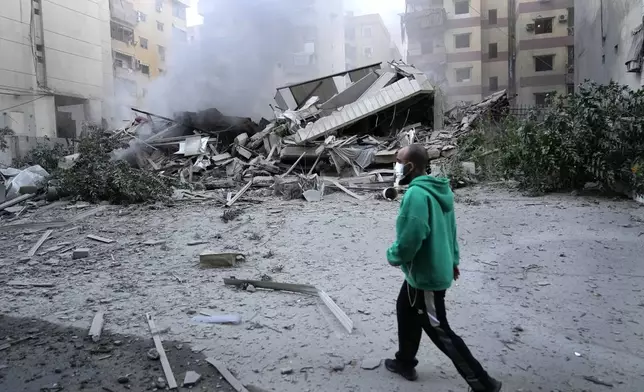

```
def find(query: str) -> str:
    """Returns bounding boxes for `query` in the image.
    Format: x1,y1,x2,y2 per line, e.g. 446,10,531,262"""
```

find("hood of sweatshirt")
408,175,454,213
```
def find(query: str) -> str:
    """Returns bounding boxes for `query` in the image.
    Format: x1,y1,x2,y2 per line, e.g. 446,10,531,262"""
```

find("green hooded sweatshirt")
386,175,459,291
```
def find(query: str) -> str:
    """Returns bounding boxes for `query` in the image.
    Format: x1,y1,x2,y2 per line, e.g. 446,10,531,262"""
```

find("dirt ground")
1,184,643,392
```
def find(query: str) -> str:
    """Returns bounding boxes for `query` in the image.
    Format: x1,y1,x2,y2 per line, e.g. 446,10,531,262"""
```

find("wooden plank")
0,193,36,211
88,311,105,342
326,179,367,201
318,289,353,333
205,358,249,392
87,234,115,244
28,229,53,257
281,152,306,177
223,278,318,295
6,281,55,288
145,313,178,389
225,179,253,207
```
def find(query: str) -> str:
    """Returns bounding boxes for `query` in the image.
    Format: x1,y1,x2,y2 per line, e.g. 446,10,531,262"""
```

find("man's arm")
386,189,430,266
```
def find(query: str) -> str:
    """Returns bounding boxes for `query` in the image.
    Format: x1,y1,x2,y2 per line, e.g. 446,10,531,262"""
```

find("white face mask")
394,162,405,177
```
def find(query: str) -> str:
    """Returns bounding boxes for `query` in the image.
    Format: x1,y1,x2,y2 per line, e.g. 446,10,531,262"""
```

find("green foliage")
0,127,14,151
12,140,72,172
57,127,173,204
459,82,644,194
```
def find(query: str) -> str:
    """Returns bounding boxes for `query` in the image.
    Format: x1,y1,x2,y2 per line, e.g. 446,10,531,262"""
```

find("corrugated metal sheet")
295,77,433,143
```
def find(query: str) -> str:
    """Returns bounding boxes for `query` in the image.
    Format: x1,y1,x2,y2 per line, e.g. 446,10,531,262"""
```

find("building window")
140,64,150,75
566,84,574,95
173,26,187,42
362,26,372,38
364,47,373,58
488,43,498,59
113,51,133,69
173,1,187,20
454,0,469,15
140,37,148,49
534,17,554,34
454,33,471,49
158,45,166,61
155,0,163,12
110,22,134,44
455,67,471,82
137,11,147,22
345,28,355,40
489,76,498,91
534,92,555,106
534,54,554,71
421,41,433,54
157,21,164,31
488,9,497,25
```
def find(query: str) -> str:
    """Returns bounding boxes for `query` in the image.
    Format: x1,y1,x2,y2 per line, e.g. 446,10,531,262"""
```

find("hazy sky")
188,0,406,47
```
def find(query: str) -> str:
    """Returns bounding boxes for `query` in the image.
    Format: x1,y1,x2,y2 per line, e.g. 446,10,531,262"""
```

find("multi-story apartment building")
345,13,402,70
0,0,113,138
109,0,189,110
574,0,643,90
512,0,574,105
402,0,574,106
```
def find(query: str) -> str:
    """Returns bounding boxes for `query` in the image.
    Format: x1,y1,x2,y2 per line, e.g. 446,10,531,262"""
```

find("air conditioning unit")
526,23,535,32
559,14,567,23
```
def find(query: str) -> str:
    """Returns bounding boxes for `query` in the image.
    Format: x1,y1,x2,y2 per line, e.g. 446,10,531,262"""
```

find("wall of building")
575,0,643,89
345,13,398,69
514,0,574,104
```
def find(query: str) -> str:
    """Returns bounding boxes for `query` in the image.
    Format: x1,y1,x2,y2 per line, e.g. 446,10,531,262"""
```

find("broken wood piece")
28,229,53,257
225,179,253,207
205,358,249,392
281,152,306,177
146,313,178,389
89,311,105,342
307,153,322,176
326,179,367,201
87,234,116,244
200,252,244,268
0,220,66,234
0,193,36,212
318,289,353,333
223,278,318,295
6,281,55,288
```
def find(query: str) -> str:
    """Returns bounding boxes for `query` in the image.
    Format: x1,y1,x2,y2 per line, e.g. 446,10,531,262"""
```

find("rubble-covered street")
1,185,643,392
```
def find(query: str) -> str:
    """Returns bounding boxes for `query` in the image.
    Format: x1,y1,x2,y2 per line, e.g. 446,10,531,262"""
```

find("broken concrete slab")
88,311,105,343
72,248,90,260
303,189,323,202
360,358,382,370
183,370,202,387
87,234,115,244
199,252,245,268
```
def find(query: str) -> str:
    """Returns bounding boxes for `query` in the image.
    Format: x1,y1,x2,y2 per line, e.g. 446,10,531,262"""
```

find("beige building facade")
402,0,575,106
345,13,402,70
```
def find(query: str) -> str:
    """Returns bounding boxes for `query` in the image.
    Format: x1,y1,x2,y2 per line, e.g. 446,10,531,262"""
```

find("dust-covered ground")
1,185,643,392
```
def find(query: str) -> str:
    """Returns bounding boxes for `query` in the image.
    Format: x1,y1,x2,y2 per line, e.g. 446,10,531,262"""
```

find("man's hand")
453,266,460,280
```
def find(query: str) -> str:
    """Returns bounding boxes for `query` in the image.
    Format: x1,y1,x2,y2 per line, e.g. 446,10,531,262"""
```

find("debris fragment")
88,311,105,343
27,229,53,257
192,314,242,325
183,371,202,387
73,248,90,260
205,358,250,392
280,367,293,375
147,348,160,361
200,252,245,268
87,234,116,244
583,376,614,388
361,358,382,370
145,313,178,389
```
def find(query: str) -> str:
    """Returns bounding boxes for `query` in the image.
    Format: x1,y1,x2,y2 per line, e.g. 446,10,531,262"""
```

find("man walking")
385,144,502,392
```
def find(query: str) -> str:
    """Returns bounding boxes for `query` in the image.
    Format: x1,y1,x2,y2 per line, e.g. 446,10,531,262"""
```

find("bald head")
396,144,428,184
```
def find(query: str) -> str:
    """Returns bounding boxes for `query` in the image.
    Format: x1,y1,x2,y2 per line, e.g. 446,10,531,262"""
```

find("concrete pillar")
33,96,56,138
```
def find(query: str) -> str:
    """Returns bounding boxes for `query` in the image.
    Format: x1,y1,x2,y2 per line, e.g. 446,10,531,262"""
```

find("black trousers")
395,280,495,391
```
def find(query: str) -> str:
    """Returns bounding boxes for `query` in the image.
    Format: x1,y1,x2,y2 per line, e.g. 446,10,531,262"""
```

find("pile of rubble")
1,61,509,213
106,61,508,203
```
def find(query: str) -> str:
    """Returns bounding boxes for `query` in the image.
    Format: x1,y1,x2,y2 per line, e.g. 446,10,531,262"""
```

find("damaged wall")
575,0,644,89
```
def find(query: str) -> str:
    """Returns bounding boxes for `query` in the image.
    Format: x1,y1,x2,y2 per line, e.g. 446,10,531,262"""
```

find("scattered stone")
360,358,382,370
155,377,167,389
117,376,129,384
331,361,345,372
72,248,89,260
54,368,62,374
512,326,524,333
113,340,123,346
185,309,197,315
280,367,293,375
147,348,160,361
246,284,257,293
183,370,202,386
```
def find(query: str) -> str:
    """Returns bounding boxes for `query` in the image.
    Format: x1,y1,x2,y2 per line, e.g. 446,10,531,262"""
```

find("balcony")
110,0,137,26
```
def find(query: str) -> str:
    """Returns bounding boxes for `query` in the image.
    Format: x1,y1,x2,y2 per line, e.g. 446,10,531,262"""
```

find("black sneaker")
470,378,502,392
384,358,418,381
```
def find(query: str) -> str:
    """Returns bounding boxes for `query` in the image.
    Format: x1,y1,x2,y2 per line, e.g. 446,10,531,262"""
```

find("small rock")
183,370,201,386
185,309,197,315
360,358,381,370
280,367,293,375
246,284,257,293
72,248,89,260
155,377,167,389
331,361,345,372
54,368,62,374
117,376,129,384
113,340,123,346
512,326,524,333
147,348,160,360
